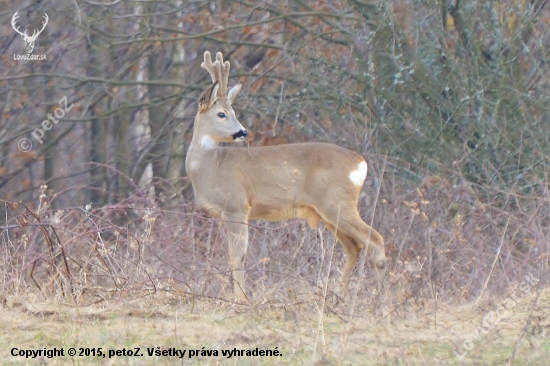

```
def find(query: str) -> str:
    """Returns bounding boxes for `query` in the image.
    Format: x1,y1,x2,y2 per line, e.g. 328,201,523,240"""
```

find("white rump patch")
349,161,367,186
200,135,217,150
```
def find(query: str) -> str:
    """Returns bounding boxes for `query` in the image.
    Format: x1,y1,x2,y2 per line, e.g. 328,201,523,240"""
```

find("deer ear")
227,83,241,103
199,82,219,112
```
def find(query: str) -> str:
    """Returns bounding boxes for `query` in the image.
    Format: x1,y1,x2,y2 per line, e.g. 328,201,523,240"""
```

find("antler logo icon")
11,11,48,54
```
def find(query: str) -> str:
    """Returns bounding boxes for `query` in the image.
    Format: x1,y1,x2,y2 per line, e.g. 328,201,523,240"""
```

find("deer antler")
201,51,230,99
11,12,48,39
11,11,26,37
33,13,49,39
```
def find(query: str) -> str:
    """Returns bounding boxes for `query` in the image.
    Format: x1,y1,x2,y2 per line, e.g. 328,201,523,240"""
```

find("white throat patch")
349,161,367,186
200,135,217,150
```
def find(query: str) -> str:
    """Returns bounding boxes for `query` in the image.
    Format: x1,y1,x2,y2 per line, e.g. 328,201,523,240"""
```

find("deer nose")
232,130,248,140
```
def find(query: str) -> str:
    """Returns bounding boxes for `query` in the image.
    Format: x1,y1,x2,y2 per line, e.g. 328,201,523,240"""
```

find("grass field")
1,185,548,365
1,285,548,365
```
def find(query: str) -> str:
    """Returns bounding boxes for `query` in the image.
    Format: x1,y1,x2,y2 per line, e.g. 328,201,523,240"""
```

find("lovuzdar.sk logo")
11,11,48,61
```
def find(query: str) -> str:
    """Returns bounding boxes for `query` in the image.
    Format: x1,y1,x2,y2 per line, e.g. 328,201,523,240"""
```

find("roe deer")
186,51,386,300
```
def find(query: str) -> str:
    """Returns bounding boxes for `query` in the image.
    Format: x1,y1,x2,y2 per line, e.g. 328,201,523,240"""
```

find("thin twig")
476,217,509,304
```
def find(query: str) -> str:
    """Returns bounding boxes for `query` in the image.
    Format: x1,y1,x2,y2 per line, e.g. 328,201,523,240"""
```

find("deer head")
12,11,49,54
193,51,247,147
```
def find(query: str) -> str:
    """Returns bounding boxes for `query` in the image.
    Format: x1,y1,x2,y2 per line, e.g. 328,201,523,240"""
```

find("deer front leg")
225,215,249,301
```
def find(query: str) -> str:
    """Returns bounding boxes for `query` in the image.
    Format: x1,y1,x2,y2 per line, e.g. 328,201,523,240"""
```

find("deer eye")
218,112,226,118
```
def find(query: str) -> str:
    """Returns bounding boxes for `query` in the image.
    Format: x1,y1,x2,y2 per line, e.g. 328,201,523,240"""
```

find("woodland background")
1,0,549,317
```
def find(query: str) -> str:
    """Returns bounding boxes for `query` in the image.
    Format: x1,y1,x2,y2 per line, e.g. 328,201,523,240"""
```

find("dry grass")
1,287,549,365
1,159,549,364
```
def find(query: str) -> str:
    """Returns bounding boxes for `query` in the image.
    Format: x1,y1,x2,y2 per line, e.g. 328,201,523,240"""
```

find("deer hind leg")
323,222,361,289
224,215,249,301
339,210,386,274
321,207,387,282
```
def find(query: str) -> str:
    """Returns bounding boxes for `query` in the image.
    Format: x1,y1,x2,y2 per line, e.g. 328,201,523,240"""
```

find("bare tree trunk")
148,52,169,204
39,25,58,208
86,14,109,206
166,41,187,200
147,44,172,206
115,104,131,201
130,55,151,197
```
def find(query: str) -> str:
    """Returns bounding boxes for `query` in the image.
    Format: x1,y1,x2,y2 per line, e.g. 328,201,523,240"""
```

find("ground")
1,287,549,365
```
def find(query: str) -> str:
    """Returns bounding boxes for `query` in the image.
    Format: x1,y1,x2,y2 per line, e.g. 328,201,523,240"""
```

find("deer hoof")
375,257,387,270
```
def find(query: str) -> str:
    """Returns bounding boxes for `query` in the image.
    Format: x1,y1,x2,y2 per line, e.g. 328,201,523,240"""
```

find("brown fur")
186,52,386,300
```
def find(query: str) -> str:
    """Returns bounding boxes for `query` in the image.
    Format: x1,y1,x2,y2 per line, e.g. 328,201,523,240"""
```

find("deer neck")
190,132,218,151
186,129,221,177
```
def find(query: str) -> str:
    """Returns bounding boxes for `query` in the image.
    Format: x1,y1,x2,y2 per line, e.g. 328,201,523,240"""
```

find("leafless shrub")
1,155,547,311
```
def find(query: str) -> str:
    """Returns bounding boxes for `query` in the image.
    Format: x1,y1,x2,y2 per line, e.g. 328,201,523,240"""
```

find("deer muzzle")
232,130,248,140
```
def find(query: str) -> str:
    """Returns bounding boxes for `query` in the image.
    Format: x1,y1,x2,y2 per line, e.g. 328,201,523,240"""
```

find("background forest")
1,1,550,361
